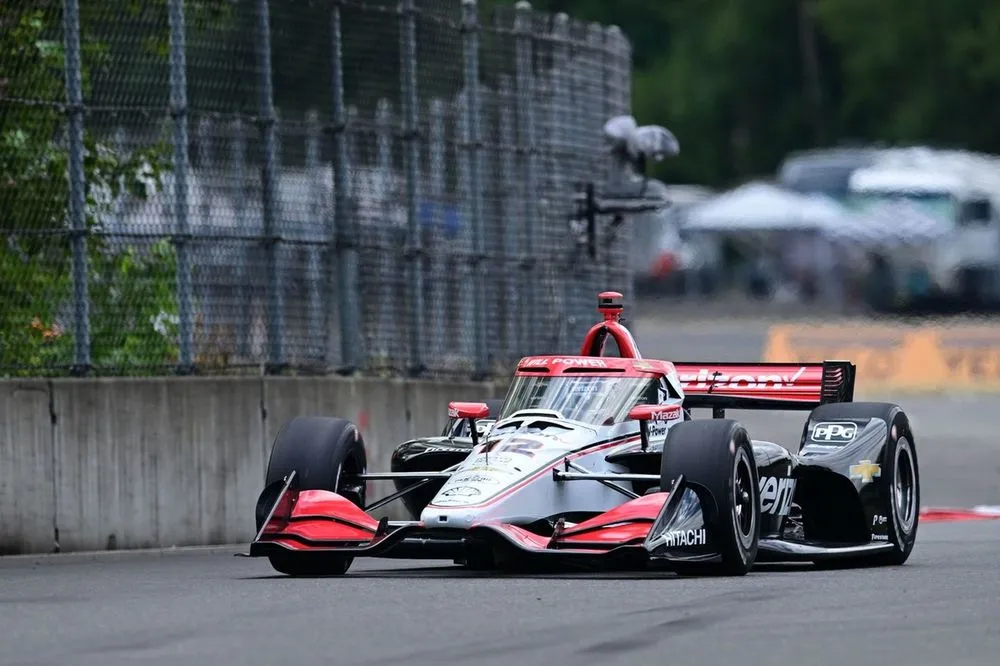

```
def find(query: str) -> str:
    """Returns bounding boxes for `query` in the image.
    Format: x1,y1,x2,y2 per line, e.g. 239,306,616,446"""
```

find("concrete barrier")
0,375,503,555
0,381,54,555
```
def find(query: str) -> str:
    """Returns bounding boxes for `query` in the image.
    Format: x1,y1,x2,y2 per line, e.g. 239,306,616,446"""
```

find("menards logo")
678,367,806,389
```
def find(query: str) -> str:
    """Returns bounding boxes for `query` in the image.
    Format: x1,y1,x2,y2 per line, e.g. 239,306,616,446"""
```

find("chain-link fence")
1,0,636,379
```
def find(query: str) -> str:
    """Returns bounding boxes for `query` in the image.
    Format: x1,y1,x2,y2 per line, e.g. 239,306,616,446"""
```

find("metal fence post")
62,0,91,374
375,98,398,364
399,0,425,375
330,2,360,373
586,22,609,293
461,0,487,378
428,99,447,362
306,109,324,363
514,1,536,358
167,0,195,374
604,25,633,310
230,117,251,359
550,13,572,351
498,74,517,359
256,0,284,372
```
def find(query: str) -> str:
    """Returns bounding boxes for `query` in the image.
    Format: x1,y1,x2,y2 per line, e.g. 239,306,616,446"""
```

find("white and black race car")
248,292,919,577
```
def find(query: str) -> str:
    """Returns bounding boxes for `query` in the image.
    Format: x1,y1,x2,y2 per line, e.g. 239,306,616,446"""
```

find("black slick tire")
659,419,761,576
256,416,368,576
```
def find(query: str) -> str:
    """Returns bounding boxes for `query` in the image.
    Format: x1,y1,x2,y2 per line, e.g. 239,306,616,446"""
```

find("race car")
248,291,919,577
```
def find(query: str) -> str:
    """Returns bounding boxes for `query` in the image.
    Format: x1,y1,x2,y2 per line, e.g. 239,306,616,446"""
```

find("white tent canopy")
824,200,951,248
681,181,854,233
681,181,951,249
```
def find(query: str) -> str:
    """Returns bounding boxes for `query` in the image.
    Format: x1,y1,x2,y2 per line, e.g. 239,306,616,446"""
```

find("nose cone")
420,506,479,529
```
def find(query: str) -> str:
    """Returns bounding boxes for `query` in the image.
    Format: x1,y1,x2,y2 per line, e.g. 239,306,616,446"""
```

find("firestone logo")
678,367,806,389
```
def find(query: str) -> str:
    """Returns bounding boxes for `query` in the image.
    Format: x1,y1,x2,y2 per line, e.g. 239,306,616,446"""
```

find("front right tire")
660,419,761,576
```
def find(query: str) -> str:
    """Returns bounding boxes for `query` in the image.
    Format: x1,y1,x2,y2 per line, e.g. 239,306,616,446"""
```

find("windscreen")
499,375,659,426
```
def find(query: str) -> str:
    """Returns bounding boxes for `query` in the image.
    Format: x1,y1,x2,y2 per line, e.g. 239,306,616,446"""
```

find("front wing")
248,471,672,567
247,472,895,570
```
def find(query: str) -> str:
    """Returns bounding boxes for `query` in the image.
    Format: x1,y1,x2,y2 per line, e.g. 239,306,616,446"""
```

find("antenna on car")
706,371,722,394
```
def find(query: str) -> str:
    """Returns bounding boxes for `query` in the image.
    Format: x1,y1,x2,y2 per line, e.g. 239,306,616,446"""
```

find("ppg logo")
811,421,857,443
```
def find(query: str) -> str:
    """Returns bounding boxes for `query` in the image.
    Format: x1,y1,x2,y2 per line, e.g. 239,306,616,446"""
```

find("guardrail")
0,376,503,555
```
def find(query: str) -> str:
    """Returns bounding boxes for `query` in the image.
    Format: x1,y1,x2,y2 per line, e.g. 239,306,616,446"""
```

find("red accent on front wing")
257,490,380,547
486,524,610,554
559,492,667,537
673,363,825,402
555,492,667,546
279,518,375,543
293,490,380,531
557,522,653,546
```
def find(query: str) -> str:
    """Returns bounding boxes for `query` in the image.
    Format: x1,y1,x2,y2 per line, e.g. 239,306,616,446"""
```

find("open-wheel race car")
248,291,920,577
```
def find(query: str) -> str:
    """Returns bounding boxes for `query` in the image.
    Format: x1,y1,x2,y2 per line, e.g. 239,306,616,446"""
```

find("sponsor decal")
872,534,889,542
648,405,682,421
660,529,707,547
488,437,546,457
522,357,609,368
648,423,668,438
462,465,515,475
872,514,888,527
468,453,514,466
849,460,881,483
760,476,796,515
450,473,497,484
422,444,474,454
462,465,516,475
448,406,460,418
811,422,858,443
677,367,806,389
440,486,480,498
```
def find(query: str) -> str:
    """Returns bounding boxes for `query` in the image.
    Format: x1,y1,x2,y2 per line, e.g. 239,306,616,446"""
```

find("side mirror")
447,401,491,448
628,404,677,422
448,402,490,420
629,404,679,452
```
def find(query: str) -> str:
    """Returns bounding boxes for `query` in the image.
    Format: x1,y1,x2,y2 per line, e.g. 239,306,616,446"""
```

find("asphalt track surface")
3,313,999,665
1,520,999,666
2,396,999,666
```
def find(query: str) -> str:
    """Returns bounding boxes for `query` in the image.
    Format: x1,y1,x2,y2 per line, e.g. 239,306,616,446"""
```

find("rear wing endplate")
672,360,856,413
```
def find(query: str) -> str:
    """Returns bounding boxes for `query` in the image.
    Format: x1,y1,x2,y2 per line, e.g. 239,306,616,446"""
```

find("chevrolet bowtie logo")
850,460,881,483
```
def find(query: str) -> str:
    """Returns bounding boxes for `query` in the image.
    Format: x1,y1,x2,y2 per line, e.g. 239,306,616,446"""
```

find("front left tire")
256,416,367,576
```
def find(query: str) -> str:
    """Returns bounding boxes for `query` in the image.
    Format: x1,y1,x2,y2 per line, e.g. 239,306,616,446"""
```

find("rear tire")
802,402,919,567
659,419,761,576
257,417,368,576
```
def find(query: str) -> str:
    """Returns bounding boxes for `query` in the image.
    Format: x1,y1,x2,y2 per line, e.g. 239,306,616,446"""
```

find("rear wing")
672,360,856,413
